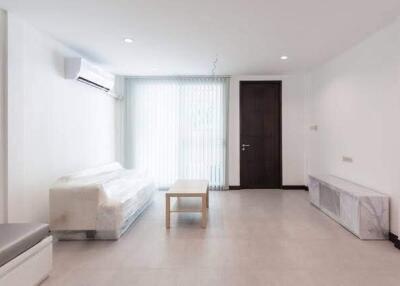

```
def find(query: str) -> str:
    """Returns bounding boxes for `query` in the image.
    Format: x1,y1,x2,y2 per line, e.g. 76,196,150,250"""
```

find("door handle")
241,144,251,151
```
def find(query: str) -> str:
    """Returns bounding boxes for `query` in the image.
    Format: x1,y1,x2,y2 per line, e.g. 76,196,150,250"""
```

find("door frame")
239,80,283,189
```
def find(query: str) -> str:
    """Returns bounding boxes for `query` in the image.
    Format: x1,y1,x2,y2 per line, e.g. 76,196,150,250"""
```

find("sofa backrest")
59,162,123,181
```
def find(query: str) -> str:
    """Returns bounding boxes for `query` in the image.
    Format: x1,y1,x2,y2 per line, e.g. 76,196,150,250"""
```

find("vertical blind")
124,77,229,190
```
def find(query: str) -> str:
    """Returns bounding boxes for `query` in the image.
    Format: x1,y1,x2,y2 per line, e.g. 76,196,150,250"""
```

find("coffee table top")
167,180,208,195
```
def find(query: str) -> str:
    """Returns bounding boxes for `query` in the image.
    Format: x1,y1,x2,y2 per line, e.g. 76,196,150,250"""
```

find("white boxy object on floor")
49,162,155,240
0,224,52,286
309,175,389,240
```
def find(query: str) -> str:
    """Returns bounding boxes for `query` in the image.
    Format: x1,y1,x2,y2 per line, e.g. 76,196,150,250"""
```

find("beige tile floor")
41,189,400,286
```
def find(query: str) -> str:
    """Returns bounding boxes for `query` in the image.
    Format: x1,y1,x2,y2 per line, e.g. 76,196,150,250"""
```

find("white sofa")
49,162,155,240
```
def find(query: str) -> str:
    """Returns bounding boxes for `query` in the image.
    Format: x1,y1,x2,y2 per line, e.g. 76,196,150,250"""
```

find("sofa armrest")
49,184,107,231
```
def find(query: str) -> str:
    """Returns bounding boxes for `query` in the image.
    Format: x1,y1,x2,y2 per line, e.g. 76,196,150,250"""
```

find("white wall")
229,75,306,186
0,10,6,223
307,18,400,234
7,14,117,223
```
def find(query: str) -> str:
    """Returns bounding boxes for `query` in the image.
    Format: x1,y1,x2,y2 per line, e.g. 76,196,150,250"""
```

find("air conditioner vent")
77,76,110,92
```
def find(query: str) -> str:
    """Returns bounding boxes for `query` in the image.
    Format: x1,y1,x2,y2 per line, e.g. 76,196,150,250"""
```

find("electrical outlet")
342,156,353,163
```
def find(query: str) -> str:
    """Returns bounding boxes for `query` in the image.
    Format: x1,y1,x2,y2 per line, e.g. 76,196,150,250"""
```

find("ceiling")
0,0,399,76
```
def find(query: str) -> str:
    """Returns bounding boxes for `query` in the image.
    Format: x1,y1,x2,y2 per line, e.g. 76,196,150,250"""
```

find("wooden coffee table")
165,180,209,228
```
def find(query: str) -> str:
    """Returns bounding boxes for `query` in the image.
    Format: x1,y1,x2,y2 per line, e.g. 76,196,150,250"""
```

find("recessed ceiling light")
280,55,288,60
123,38,133,44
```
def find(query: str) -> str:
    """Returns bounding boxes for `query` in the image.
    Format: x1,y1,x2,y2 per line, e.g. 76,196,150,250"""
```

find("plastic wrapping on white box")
308,175,389,240
49,163,155,240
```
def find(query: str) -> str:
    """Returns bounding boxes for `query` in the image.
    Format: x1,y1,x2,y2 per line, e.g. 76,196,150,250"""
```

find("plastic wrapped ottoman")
0,223,52,286
49,163,155,240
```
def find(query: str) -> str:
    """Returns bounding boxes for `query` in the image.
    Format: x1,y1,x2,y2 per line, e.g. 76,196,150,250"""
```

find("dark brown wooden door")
240,81,282,188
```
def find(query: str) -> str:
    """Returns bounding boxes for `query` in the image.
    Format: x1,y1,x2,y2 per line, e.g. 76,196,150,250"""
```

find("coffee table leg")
166,194,170,229
201,195,207,228
206,188,209,208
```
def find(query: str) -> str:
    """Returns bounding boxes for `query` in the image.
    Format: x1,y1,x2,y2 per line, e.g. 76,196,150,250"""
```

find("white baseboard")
0,236,53,286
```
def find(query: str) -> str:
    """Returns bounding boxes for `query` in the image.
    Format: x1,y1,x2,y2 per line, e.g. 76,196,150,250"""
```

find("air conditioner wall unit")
64,58,115,92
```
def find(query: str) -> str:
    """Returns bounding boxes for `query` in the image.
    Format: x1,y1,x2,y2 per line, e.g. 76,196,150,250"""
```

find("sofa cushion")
0,223,50,267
